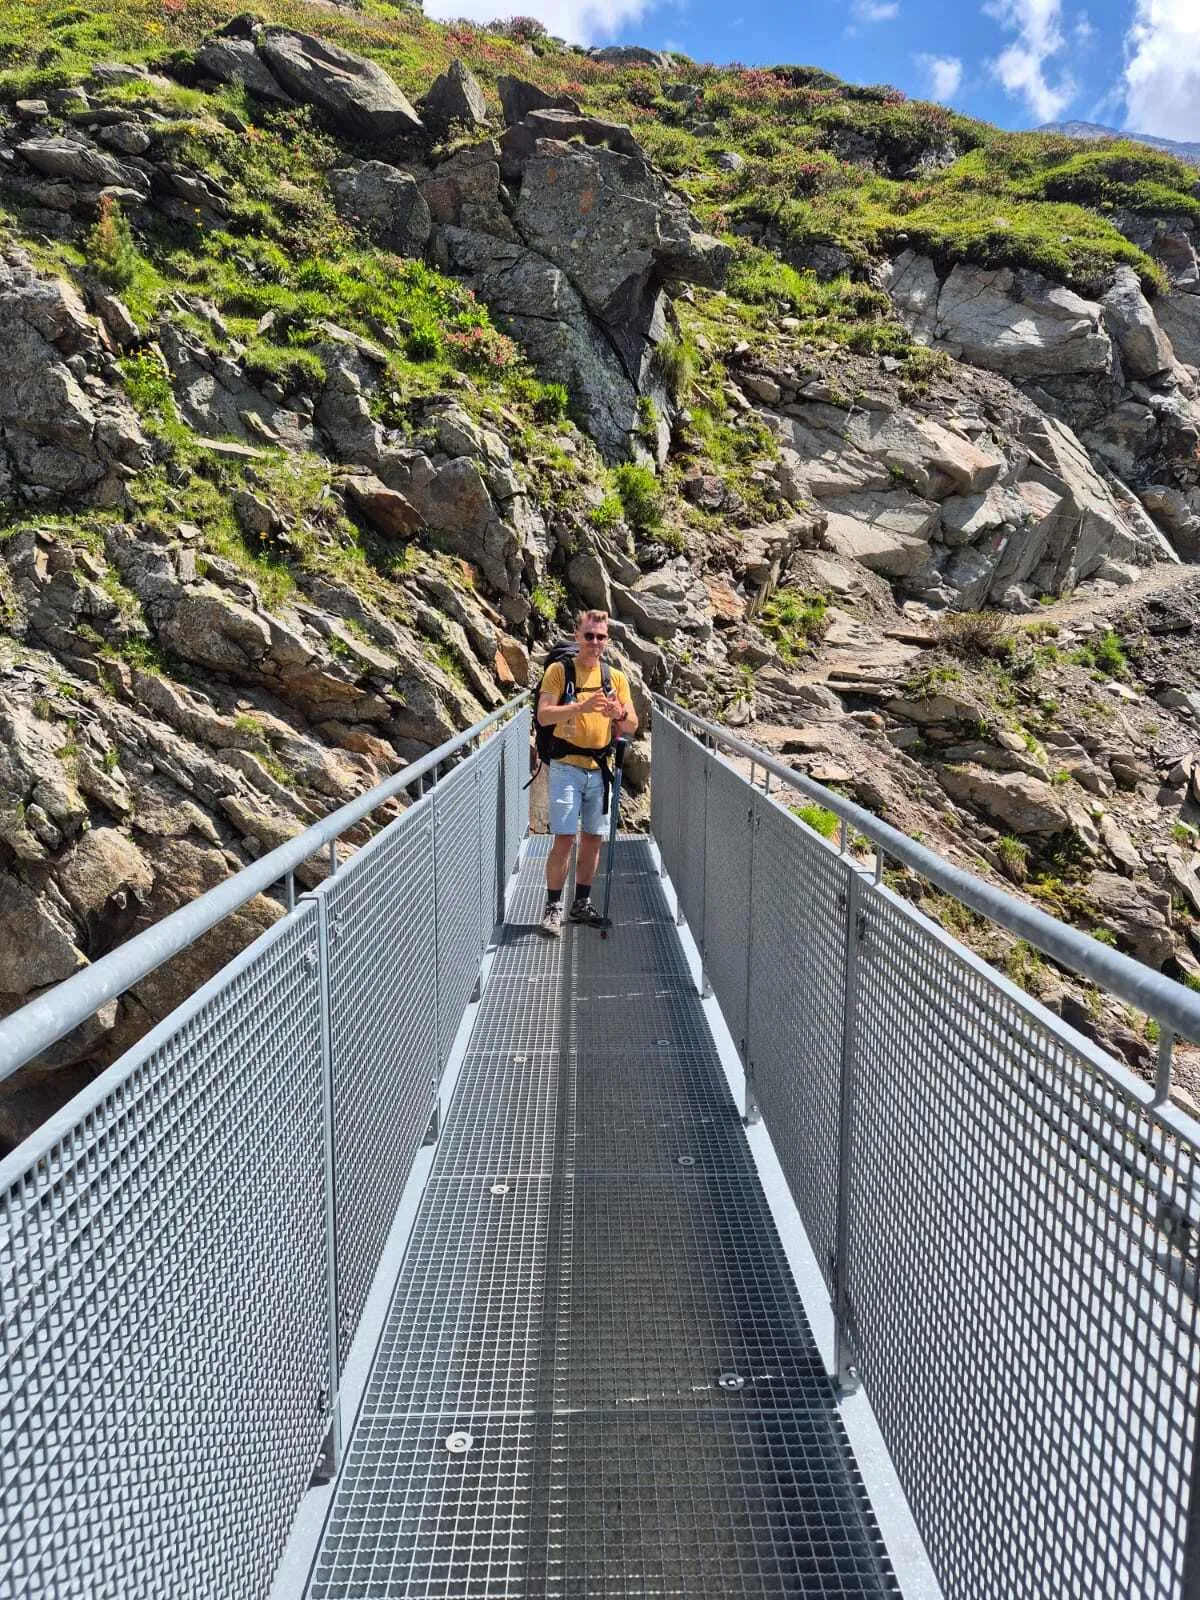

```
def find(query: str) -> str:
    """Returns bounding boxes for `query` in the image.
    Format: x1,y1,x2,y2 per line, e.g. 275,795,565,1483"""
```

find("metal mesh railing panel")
502,708,530,892
701,755,753,1059
0,909,327,1600
848,880,1200,1600
674,726,709,937
433,760,484,1063
747,793,851,1293
476,731,504,939
650,712,681,888
324,801,439,1370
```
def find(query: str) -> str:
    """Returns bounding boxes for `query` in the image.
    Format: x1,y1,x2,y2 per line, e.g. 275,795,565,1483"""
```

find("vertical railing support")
743,801,762,1126
1183,1394,1200,1600
833,866,865,1396
307,891,342,1479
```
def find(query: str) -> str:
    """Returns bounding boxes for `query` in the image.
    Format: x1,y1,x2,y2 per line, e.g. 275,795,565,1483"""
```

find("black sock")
573,882,592,903
546,887,563,906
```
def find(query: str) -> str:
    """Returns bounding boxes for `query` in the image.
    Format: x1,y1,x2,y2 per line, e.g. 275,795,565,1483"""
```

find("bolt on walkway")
305,837,898,1599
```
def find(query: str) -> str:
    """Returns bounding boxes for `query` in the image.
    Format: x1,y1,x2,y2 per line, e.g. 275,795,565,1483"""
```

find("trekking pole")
598,739,627,941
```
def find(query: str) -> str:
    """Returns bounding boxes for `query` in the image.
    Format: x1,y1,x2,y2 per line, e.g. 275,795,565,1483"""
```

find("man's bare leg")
547,832,575,893
576,831,603,890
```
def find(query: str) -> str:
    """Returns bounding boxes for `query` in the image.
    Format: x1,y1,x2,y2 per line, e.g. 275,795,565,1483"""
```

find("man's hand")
577,688,611,715
599,693,626,721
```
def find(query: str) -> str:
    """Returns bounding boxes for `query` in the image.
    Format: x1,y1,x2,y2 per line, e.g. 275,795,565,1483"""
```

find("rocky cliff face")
1,8,1198,1143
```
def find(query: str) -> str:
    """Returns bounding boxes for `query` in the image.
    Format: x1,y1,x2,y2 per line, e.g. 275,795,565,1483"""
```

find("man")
537,609,638,935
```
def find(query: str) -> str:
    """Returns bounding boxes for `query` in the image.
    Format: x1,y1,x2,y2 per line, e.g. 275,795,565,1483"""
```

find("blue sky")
427,0,1200,142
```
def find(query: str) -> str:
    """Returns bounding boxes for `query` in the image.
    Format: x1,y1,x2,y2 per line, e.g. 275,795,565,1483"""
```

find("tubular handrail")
653,694,1200,1050
0,693,529,1084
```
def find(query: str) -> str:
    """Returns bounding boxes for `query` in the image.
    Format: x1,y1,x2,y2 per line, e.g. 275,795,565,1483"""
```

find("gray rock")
1099,813,1141,875
0,874,85,992
939,486,1025,547
937,765,1071,836
823,510,934,579
344,474,422,537
496,75,580,126
1102,268,1175,379
943,545,996,609
195,34,294,103
1157,290,1200,370
423,59,488,133
98,121,151,156
611,580,680,639
1086,872,1175,967
714,150,745,172
258,29,423,140
328,162,431,256
885,251,1113,379
56,826,154,924
590,45,673,67
16,136,148,197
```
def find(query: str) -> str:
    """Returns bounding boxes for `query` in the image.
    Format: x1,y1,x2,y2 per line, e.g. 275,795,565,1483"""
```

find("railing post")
743,801,761,1126
306,891,342,1480
1183,1397,1200,1600
833,865,865,1396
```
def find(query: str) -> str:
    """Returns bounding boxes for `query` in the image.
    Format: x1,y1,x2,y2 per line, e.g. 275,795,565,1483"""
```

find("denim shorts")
548,760,606,837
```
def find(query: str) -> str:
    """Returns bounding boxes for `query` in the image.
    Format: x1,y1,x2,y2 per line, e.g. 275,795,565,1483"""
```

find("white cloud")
1123,0,1200,142
985,0,1077,122
1073,11,1094,44
916,53,964,101
424,0,648,47
852,0,900,20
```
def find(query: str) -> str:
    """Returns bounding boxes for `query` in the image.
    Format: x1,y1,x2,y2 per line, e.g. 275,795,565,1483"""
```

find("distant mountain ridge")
1040,120,1200,167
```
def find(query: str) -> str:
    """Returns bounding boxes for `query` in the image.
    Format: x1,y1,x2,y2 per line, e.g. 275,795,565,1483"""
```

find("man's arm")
612,676,638,738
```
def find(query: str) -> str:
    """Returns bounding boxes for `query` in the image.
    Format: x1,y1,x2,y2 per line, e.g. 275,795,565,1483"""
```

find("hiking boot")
540,901,563,937
568,898,606,929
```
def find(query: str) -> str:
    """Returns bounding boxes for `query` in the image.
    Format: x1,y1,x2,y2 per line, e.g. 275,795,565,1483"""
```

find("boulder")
422,59,488,133
344,473,423,537
885,252,1113,379
937,765,1071,836
1086,872,1175,967
1102,268,1175,379
56,827,154,926
0,874,84,993
195,33,293,103
1157,291,1200,370
823,509,935,579
589,45,674,67
328,162,431,256
939,486,1026,547
496,76,581,126
16,135,148,197
1016,413,1149,585
258,29,423,140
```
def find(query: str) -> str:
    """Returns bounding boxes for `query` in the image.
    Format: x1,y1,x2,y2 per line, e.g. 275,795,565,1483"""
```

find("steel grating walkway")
306,838,899,1599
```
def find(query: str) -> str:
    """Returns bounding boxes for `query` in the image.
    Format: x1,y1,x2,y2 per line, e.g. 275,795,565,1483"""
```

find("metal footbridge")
4,696,1200,1600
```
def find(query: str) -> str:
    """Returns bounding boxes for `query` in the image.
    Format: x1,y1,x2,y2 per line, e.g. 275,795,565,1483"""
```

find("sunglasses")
581,631,608,642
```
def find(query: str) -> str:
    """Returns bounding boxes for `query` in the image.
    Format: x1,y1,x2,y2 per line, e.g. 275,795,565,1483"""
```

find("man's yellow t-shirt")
541,659,631,771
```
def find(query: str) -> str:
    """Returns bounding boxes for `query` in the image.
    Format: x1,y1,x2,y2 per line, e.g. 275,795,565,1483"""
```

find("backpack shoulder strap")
562,654,576,701
600,658,613,697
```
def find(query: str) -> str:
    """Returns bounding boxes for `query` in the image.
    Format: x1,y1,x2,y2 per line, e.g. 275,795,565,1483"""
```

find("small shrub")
613,463,664,531
1172,822,1198,847
934,610,1016,659
530,578,566,625
636,394,660,444
995,834,1030,884
1185,974,1200,994
1093,629,1129,679
654,330,697,402
533,383,569,422
795,803,840,840
86,196,139,290
588,494,624,531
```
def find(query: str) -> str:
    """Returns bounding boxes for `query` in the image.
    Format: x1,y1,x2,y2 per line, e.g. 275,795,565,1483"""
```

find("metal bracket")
309,1420,336,1487
743,1067,762,1127
423,1098,441,1147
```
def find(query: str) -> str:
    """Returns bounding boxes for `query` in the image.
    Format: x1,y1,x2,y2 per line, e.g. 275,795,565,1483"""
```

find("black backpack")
532,640,614,767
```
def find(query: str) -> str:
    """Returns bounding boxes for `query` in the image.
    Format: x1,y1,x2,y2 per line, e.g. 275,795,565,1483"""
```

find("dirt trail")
1027,561,1200,628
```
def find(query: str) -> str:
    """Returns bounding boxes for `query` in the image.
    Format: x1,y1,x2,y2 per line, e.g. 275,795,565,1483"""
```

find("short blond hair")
577,609,609,626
